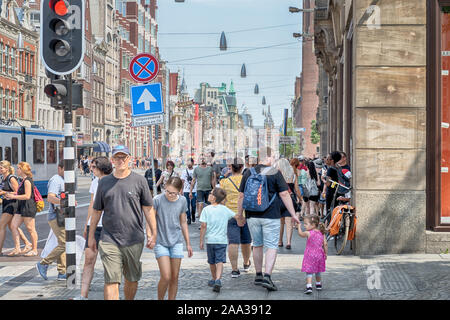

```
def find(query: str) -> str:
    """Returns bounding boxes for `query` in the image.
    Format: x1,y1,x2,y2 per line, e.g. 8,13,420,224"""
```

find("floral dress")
301,229,326,273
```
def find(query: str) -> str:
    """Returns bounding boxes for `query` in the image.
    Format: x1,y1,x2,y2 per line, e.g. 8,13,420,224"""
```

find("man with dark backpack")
181,158,197,224
145,159,162,196
236,148,300,292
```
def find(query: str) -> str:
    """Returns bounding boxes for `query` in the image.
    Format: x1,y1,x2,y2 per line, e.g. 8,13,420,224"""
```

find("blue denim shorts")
206,244,227,265
247,218,281,250
227,219,252,245
154,243,184,259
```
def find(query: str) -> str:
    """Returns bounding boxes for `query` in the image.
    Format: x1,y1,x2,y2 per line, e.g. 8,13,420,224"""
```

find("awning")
93,141,111,153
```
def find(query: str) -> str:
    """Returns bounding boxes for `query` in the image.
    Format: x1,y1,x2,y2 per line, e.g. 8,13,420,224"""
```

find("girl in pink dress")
298,215,328,294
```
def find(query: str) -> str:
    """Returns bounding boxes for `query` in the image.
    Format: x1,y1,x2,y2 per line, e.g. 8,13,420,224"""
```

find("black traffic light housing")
44,79,83,110
40,0,85,76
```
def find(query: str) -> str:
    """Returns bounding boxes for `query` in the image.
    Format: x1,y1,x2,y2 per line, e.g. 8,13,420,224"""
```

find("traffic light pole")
63,74,77,289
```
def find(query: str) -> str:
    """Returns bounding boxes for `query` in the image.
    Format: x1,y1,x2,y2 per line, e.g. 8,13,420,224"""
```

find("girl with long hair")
4,162,38,256
0,161,31,255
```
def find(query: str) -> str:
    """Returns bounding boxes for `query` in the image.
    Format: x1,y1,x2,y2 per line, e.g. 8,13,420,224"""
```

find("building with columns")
312,0,450,254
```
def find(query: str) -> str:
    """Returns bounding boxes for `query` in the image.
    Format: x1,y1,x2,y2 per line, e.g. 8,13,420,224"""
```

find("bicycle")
321,180,356,255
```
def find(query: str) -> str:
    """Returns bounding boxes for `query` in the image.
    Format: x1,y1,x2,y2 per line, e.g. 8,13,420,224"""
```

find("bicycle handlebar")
328,179,352,191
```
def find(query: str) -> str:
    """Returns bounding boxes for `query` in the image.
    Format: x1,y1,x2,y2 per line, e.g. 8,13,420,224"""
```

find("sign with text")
279,136,296,145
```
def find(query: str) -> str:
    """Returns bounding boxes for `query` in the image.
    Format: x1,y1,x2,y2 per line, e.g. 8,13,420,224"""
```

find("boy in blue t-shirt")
200,188,244,293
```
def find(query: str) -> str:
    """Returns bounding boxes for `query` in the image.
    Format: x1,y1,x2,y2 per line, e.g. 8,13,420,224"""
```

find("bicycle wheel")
334,215,349,255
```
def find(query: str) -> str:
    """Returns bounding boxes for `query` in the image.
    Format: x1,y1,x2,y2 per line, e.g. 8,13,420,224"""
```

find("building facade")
313,0,450,254
294,0,320,158
0,1,38,128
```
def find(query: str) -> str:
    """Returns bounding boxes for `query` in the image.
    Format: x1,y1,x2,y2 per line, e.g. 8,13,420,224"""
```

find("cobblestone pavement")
0,219,449,300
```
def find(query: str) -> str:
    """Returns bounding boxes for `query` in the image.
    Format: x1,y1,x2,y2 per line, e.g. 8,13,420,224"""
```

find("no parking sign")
128,53,160,83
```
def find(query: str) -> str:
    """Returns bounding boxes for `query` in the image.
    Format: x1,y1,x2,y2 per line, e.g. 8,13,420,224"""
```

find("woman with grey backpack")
304,161,320,216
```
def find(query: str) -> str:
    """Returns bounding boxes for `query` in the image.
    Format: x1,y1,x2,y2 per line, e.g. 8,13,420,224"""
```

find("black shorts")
85,226,102,249
196,190,211,204
2,200,17,215
308,195,320,202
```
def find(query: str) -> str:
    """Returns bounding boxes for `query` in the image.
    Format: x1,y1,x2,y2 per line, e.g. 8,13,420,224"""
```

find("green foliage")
311,120,320,145
279,118,300,157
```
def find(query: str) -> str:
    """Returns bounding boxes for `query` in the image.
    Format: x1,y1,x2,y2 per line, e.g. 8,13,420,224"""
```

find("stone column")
353,0,427,254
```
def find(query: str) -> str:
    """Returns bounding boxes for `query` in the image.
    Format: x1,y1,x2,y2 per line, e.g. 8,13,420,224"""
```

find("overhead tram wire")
170,57,299,67
158,23,300,36
167,42,299,64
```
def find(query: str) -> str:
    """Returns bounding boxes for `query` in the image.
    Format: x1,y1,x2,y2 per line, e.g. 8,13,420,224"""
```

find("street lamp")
240,63,247,78
220,31,227,51
289,6,315,13
254,84,259,94
293,33,314,39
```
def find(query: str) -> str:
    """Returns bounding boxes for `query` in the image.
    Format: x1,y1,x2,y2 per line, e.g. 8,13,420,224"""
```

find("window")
0,43,3,71
11,138,18,164
11,48,15,76
4,46,8,73
47,140,57,164
33,139,45,164
59,141,64,162
4,147,11,163
0,88,2,118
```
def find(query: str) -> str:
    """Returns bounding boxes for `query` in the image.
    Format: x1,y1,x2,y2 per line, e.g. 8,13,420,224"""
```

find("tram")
0,125,64,196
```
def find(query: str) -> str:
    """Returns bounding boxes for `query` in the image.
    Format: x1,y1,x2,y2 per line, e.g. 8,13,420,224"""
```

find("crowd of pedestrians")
0,142,352,299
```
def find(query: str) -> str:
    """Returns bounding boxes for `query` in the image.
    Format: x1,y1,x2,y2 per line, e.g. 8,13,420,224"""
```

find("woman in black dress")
0,161,32,256
5,162,38,256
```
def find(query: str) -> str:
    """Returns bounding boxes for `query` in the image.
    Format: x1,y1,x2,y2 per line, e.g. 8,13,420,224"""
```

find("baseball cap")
298,155,305,161
313,159,323,168
112,145,130,156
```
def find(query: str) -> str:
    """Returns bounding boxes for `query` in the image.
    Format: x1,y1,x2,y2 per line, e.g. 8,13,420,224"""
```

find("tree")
311,120,320,145
279,118,300,157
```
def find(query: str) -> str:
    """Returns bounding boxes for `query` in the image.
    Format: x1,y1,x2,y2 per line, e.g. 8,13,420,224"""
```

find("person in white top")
181,158,197,224
72,156,113,300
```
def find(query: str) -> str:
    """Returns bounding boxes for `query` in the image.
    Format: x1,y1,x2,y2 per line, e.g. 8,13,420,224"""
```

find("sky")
157,0,304,128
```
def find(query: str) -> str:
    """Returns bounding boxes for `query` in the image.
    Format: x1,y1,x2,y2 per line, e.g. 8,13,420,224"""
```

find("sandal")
278,242,283,247
286,245,291,250
7,249,21,256
20,245,32,254
24,250,38,257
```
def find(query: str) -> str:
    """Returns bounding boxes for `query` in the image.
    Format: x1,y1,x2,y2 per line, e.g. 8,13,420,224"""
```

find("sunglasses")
113,155,129,161
165,190,178,197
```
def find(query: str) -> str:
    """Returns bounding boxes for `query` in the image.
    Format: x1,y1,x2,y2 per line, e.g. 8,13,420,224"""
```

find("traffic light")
44,79,69,110
44,79,83,110
40,0,85,75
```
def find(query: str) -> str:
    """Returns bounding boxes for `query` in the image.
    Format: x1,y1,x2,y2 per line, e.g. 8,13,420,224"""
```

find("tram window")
33,139,45,164
5,147,11,163
59,141,64,162
11,138,18,164
47,140,56,164
0,147,2,160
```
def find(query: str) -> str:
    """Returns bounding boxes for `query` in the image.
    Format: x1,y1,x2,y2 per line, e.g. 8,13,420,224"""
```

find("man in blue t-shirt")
36,162,66,281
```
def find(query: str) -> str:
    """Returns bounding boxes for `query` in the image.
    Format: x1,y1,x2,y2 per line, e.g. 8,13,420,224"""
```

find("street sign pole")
149,126,157,196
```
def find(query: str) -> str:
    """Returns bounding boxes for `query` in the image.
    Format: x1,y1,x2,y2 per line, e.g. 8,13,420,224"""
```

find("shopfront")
427,0,450,232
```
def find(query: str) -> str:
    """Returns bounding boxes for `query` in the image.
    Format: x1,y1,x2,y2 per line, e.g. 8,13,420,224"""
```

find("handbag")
55,206,65,227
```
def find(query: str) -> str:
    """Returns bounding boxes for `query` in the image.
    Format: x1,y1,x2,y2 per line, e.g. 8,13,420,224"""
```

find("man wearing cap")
88,145,155,300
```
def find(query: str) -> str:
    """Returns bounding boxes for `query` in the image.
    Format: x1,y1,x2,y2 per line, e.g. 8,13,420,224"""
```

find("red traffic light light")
44,82,67,99
50,0,69,16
